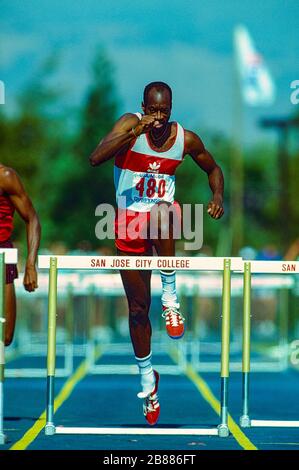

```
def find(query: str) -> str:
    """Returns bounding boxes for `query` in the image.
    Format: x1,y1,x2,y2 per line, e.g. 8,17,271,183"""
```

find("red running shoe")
137,370,160,426
162,305,185,339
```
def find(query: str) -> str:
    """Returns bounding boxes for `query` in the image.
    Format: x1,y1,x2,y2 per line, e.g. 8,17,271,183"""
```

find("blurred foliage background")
1,48,299,259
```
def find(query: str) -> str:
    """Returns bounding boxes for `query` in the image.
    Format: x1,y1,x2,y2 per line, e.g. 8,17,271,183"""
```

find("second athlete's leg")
5,283,17,346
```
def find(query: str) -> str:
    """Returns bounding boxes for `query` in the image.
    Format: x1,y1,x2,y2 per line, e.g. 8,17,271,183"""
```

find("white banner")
234,25,275,106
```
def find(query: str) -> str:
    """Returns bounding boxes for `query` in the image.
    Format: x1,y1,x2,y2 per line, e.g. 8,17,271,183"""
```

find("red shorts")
114,201,181,254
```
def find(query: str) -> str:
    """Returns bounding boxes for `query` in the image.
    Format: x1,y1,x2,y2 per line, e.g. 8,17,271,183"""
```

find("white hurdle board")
0,249,18,264
241,260,299,274
38,255,244,271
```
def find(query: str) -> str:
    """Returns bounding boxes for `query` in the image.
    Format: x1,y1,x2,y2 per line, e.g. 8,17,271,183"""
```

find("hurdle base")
0,433,7,445
217,424,229,438
240,415,251,428
251,420,299,428
45,423,56,435
54,426,219,436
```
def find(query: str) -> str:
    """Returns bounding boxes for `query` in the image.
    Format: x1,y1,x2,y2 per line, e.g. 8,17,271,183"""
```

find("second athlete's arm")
0,168,41,291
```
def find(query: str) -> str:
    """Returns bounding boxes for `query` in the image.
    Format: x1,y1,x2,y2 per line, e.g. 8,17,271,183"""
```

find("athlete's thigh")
117,249,152,305
5,282,16,329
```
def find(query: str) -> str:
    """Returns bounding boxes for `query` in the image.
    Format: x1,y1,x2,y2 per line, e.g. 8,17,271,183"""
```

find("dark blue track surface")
2,352,299,450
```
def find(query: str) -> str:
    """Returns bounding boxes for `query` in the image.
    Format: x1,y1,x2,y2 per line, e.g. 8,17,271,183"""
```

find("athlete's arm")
184,130,224,219
89,113,162,167
0,168,41,291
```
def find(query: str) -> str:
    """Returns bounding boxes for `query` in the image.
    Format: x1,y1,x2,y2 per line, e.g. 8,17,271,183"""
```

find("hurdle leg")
65,284,74,375
86,285,96,370
218,258,231,438
0,254,6,444
45,257,58,436
240,262,251,427
278,288,289,371
191,284,200,370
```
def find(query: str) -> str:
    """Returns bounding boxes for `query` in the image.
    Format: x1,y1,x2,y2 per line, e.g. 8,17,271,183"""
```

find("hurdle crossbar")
39,255,243,438
241,260,299,274
0,249,18,445
240,260,299,429
38,255,243,271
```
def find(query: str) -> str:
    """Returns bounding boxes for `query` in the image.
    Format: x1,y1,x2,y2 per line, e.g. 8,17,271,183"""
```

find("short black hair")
143,81,172,105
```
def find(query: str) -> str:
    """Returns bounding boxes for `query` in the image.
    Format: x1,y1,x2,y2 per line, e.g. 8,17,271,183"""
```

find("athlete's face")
142,89,172,129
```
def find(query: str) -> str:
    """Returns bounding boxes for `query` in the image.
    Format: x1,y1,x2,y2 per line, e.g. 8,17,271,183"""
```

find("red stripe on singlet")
115,150,182,175
0,195,14,242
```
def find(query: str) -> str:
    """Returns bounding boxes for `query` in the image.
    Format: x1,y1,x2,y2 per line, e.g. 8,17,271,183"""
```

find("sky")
1,0,299,143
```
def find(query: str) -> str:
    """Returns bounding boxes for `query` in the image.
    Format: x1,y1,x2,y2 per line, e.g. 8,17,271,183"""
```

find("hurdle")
240,260,299,428
38,255,243,438
0,248,18,445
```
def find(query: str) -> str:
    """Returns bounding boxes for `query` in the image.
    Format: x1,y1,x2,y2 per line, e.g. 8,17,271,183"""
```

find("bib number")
135,176,166,199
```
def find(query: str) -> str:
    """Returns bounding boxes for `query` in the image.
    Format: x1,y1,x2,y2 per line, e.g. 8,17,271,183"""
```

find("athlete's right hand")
132,115,159,136
23,264,38,292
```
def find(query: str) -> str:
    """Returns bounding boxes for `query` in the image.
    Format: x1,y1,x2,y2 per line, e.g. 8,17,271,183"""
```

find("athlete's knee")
156,202,172,220
151,202,174,234
129,298,151,326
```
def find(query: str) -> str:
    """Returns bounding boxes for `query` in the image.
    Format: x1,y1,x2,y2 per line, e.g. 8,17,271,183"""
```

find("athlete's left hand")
207,195,224,219
23,264,38,292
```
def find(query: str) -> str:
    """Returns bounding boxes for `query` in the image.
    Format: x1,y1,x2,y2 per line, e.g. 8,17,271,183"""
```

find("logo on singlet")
147,162,160,173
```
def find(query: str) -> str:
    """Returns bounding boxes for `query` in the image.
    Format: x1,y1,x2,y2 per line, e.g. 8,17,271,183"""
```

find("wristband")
131,127,139,138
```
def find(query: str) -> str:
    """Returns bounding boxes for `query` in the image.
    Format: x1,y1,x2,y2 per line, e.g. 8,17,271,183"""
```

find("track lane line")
169,349,258,450
10,349,102,450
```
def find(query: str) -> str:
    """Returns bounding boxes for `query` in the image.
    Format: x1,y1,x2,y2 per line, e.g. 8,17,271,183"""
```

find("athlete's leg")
4,283,16,346
117,248,156,395
117,249,152,357
151,202,179,306
120,267,152,357
150,202,184,338
150,201,175,257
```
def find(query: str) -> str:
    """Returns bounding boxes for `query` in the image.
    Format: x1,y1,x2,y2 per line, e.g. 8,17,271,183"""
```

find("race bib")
132,172,168,204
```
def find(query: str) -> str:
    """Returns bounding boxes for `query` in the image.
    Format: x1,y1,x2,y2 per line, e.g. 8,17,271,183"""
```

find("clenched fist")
132,115,162,137
207,195,224,219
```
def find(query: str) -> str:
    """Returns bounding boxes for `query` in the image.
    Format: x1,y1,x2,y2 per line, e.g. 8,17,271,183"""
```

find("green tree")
0,55,68,248
49,48,119,248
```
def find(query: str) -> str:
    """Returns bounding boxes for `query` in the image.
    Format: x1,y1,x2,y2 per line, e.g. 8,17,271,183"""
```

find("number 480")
135,177,166,198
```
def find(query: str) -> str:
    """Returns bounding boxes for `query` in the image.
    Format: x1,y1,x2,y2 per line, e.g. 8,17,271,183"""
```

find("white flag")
234,25,275,106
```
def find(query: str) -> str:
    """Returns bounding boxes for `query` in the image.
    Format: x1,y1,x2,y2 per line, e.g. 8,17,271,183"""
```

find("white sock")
160,270,179,308
135,352,155,396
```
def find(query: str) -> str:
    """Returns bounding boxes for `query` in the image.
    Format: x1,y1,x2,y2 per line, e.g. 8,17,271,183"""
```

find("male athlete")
89,82,224,425
0,165,41,346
